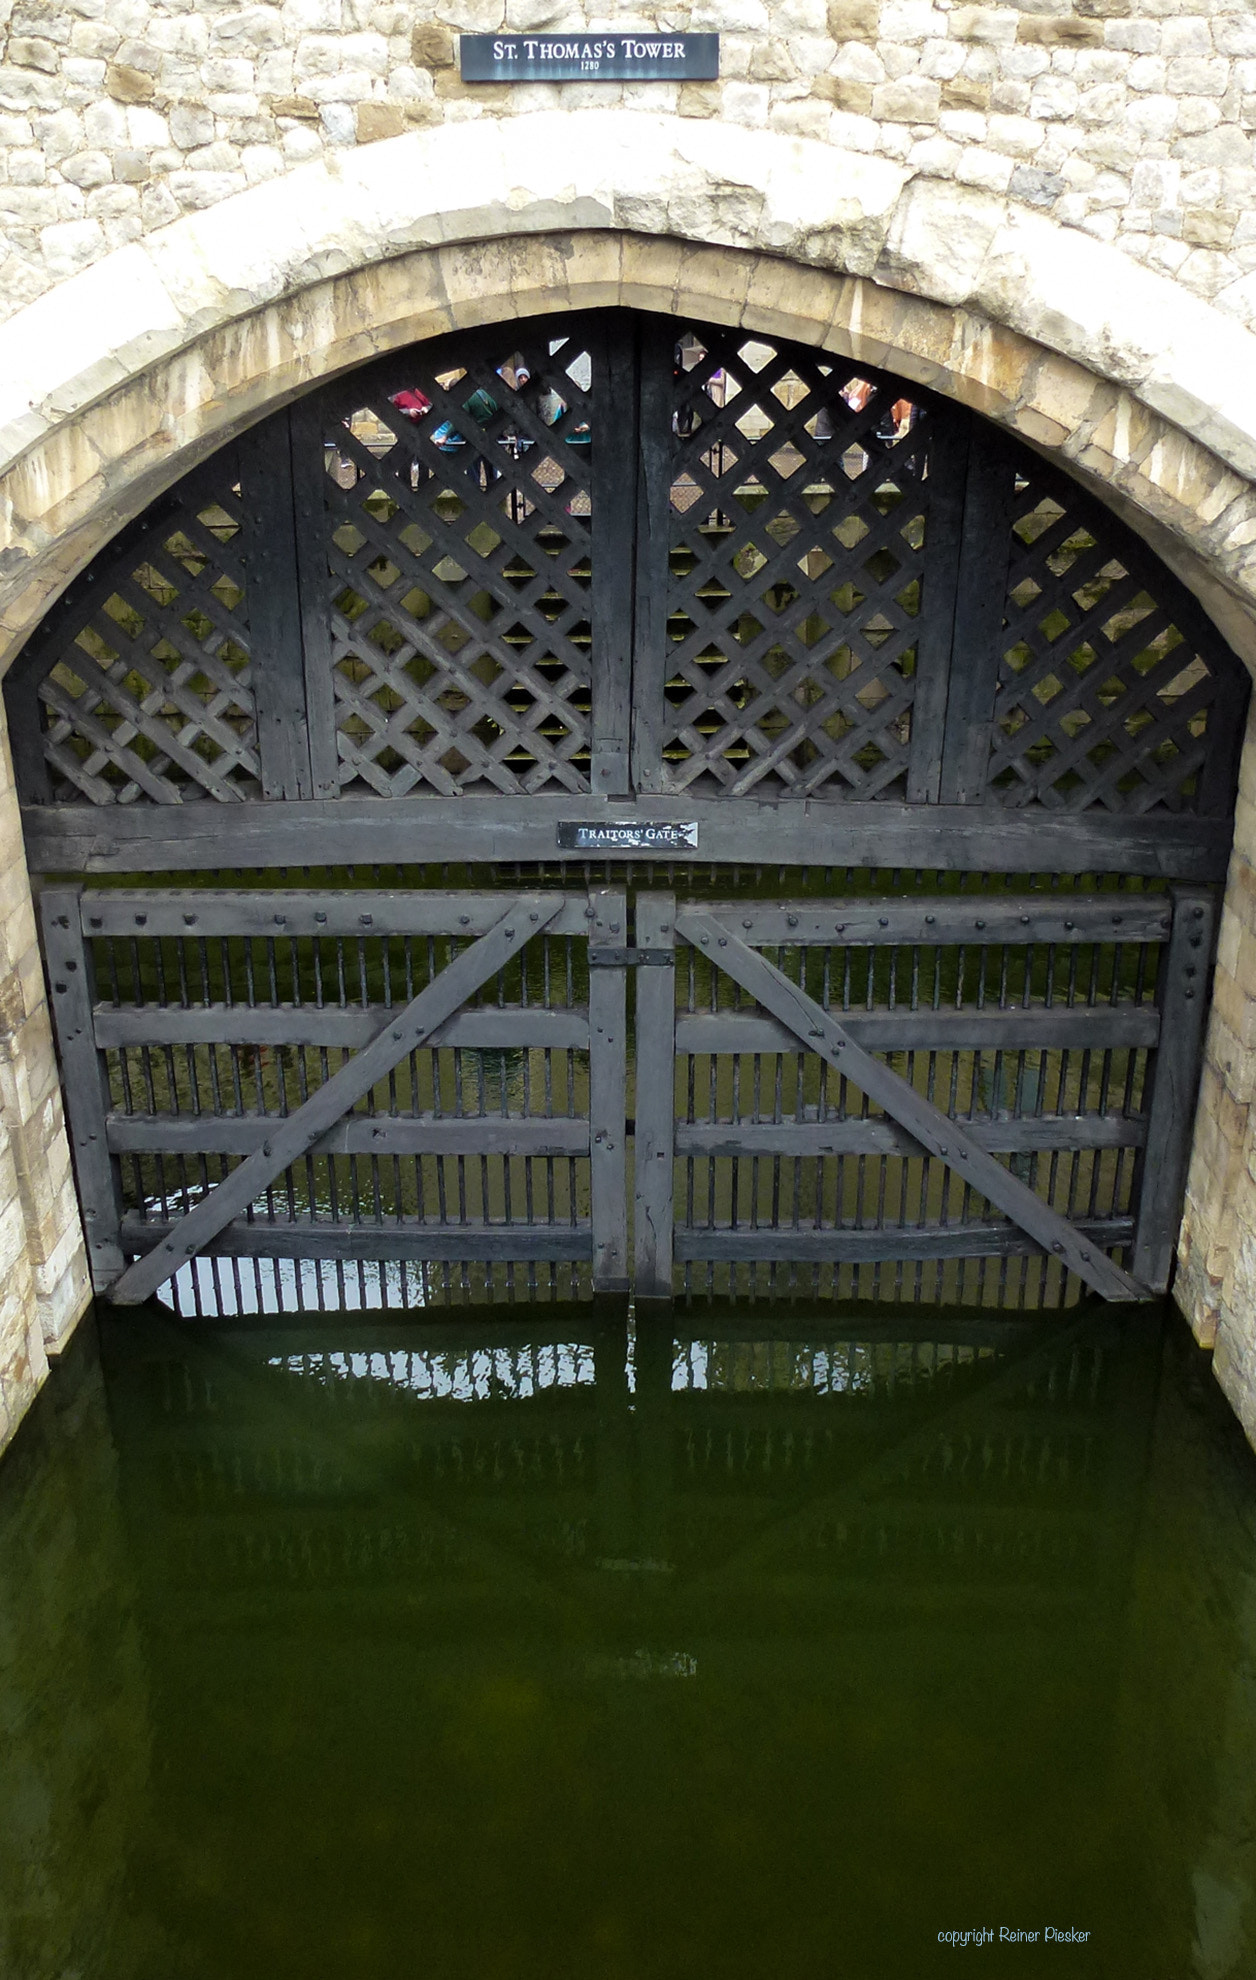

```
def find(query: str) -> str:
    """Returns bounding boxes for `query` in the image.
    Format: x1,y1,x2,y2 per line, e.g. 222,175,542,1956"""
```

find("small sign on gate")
558,821,699,853
460,34,719,84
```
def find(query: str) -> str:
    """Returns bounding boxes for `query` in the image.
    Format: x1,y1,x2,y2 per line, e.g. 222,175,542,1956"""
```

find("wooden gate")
43,874,1210,1309
632,887,1212,1308
41,885,632,1309
10,305,1249,1313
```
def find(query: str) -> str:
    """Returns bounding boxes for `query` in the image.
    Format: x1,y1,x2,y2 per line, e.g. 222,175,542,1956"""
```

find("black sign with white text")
460,33,719,83
557,821,699,853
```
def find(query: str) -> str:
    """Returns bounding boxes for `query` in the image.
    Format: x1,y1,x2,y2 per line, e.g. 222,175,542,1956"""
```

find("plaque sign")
460,33,719,83
558,821,699,853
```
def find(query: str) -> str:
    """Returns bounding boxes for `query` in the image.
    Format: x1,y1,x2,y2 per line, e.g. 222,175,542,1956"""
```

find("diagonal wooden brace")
677,908,1149,1304
109,894,566,1306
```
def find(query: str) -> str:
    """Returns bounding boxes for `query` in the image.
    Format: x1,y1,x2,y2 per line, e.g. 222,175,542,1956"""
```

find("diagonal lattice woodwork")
987,461,1223,814
6,306,1246,843
31,463,257,804
313,326,598,798
648,324,934,799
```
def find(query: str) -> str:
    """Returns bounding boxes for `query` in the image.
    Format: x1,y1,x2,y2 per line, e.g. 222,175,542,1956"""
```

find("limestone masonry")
0,0,1255,326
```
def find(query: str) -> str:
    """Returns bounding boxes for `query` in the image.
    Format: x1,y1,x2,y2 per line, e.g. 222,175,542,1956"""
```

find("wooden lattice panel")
34,470,257,804
314,327,597,797
987,464,1220,813
650,326,934,799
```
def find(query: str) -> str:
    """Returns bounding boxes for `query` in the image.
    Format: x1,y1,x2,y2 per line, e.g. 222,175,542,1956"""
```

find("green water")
2,1302,1255,1980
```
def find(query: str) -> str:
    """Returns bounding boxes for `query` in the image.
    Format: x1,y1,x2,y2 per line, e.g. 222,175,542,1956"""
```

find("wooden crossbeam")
675,907,1150,1304
108,893,565,1304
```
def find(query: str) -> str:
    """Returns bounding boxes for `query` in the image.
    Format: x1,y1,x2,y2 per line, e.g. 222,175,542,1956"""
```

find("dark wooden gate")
633,887,1212,1308
41,885,631,1309
10,307,1247,1312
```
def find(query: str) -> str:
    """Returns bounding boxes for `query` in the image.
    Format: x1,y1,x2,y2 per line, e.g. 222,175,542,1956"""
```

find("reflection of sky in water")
672,1335,996,1397
265,1341,597,1401
240,1330,1001,1404
166,1254,436,1315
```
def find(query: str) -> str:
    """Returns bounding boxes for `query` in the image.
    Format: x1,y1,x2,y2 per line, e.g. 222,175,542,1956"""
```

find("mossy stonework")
3,14,1256,1452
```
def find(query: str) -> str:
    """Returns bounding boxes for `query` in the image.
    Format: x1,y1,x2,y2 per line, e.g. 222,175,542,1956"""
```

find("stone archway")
4,111,1256,1450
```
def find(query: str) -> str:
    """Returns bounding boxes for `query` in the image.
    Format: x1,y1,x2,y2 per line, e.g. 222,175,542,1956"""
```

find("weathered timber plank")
40,887,125,1288
236,411,316,801
107,1114,590,1157
108,894,566,1303
118,1215,591,1264
938,428,1019,804
674,1218,1133,1263
675,1006,1159,1054
906,400,970,805
96,1001,1150,1055
589,888,629,1292
288,395,342,799
589,318,637,797
677,908,1149,1301
633,891,676,1299
698,897,1171,946
7,660,52,806
23,796,1233,881
79,890,593,939
94,1006,590,1049
1131,888,1217,1291
675,1114,1145,1158
628,315,679,796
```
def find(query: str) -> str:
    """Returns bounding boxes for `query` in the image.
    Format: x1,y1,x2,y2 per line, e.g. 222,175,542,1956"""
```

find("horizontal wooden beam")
673,1217,1133,1263
107,1109,1135,1160
108,1113,590,1157
695,897,1172,946
117,1214,592,1264
91,1000,1155,1054
77,889,596,940
22,794,1232,880
674,1113,1144,1157
675,1004,1159,1054
94,1005,590,1050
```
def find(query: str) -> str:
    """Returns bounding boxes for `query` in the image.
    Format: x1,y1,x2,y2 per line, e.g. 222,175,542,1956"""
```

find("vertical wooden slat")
588,887,629,1293
589,314,638,797
633,891,676,1301
1196,647,1252,819
905,401,970,804
39,886,125,1289
629,315,679,795
287,394,343,800
236,410,316,801
937,426,1019,804
5,652,54,805
1130,887,1217,1292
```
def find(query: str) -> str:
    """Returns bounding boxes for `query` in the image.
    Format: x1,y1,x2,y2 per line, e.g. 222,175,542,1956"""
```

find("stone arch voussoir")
1,113,1256,675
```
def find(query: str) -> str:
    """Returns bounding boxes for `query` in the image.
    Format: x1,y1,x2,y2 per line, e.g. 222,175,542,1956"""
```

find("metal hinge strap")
588,946,674,968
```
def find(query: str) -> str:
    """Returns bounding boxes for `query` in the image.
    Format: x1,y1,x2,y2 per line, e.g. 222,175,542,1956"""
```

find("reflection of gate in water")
10,306,1249,1315
103,1305,1159,1626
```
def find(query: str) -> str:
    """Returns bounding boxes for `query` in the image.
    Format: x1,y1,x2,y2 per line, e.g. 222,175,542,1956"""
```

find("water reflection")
2,1303,1255,1978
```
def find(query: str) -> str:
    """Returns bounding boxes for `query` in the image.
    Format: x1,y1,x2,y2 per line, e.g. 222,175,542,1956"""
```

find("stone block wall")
0,0,1254,330
0,703,90,1456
